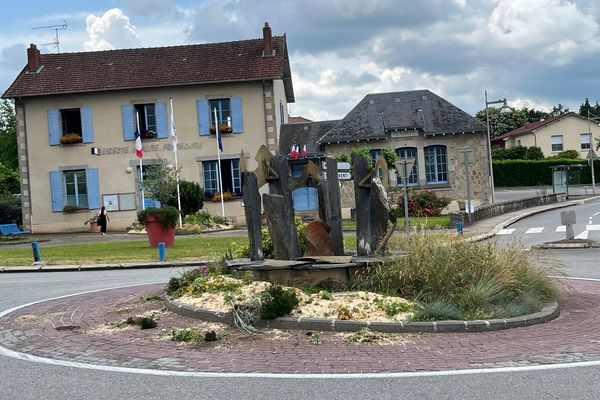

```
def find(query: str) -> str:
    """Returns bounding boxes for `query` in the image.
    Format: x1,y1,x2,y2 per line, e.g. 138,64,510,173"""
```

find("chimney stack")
262,22,273,57
27,43,41,73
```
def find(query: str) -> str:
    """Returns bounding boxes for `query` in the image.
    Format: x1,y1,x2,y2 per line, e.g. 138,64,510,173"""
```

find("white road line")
575,230,589,239
593,212,600,217
525,227,544,234
497,229,515,235
556,226,566,232
587,224,600,231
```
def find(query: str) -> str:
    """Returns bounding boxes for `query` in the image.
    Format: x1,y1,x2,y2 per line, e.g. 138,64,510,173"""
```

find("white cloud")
84,8,141,51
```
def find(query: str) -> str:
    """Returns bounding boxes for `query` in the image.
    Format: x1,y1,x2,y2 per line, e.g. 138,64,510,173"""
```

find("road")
490,197,600,248
2,253,600,398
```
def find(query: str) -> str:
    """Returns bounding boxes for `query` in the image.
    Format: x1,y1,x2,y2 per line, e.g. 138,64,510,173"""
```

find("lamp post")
587,109,600,195
484,90,512,204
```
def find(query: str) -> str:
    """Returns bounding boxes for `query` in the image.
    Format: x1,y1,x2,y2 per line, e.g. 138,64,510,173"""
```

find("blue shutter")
155,102,168,138
49,170,64,212
81,107,94,143
197,99,210,136
48,109,60,146
86,168,100,209
231,96,244,133
121,104,136,141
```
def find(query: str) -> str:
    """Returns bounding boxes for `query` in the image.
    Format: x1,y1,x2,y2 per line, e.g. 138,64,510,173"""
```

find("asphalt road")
2,253,600,398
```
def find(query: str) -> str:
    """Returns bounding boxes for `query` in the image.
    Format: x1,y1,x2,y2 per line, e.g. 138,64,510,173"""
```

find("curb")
0,260,207,273
469,195,600,242
163,293,560,334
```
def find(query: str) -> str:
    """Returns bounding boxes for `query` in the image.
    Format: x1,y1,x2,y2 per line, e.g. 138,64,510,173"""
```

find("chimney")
262,22,273,57
27,43,41,73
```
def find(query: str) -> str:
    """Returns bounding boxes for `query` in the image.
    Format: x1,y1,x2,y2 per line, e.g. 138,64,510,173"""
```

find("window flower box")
211,191,239,202
140,130,156,139
209,124,233,134
60,133,83,145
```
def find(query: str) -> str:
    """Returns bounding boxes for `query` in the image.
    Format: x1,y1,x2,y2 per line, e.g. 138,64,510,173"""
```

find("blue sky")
1,0,600,120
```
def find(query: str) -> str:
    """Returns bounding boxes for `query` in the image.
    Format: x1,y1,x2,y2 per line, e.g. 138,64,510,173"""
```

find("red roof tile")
492,112,581,143
288,116,312,124
3,36,294,101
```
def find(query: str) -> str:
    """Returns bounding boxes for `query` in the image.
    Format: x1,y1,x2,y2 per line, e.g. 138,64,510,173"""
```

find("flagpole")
135,110,145,210
213,107,225,217
170,97,183,227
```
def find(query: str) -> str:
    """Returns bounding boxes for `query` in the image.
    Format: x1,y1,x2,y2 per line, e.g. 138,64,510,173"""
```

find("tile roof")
287,116,313,124
317,89,486,144
279,120,341,155
3,36,294,101
492,112,581,143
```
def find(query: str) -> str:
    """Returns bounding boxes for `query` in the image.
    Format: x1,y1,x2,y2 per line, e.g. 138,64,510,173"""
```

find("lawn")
0,236,358,266
342,215,451,231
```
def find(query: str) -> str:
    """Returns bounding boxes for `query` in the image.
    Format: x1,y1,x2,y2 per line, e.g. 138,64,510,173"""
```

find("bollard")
158,242,166,261
456,220,463,236
31,241,41,262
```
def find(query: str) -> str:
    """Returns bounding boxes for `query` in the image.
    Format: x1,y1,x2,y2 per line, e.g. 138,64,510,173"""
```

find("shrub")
412,301,464,321
184,210,213,227
138,206,180,230
259,284,299,319
171,180,203,217
171,327,204,343
166,267,207,297
137,316,157,329
0,197,21,225
493,158,590,187
379,148,398,169
235,216,306,259
392,190,450,218
552,150,580,159
492,146,544,160
351,146,374,168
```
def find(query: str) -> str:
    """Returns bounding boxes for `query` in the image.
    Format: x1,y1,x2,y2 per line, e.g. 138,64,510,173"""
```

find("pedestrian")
97,206,110,235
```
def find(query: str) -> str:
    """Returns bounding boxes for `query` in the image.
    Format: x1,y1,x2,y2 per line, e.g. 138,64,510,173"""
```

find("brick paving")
1,279,600,374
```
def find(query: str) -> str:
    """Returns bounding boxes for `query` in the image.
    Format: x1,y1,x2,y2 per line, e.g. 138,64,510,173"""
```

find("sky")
1,0,599,120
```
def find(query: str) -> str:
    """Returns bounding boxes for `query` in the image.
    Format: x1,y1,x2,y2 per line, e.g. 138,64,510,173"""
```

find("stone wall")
448,193,567,226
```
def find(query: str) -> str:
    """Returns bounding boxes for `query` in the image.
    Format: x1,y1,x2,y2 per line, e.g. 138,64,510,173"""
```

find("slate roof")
279,120,341,155
3,36,294,101
491,112,582,143
318,90,485,144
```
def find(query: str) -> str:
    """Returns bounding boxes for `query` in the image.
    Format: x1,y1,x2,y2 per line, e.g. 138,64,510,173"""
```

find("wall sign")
390,130,419,138
99,141,203,156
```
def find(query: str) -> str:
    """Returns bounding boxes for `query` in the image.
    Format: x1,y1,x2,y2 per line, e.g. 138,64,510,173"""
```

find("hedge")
493,158,600,187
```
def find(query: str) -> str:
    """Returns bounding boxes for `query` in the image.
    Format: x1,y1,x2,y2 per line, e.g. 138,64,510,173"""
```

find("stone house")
2,23,294,232
280,90,490,215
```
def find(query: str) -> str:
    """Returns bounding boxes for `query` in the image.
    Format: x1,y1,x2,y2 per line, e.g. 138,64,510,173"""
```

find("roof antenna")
32,20,68,53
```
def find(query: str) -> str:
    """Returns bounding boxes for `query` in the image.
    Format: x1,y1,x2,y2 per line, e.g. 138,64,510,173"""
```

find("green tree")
549,103,570,117
522,107,549,122
475,107,528,138
579,98,600,117
0,100,17,170
139,159,178,205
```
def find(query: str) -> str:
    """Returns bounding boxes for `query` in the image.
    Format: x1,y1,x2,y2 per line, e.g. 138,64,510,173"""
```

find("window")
581,133,592,150
60,109,82,136
551,135,563,152
134,103,157,139
202,159,242,197
424,145,448,184
64,170,88,208
50,168,99,211
396,147,419,185
209,99,232,126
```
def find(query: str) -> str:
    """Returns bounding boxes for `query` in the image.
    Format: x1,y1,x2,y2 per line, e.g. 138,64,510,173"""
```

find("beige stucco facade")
323,131,491,213
501,115,600,158
16,80,289,233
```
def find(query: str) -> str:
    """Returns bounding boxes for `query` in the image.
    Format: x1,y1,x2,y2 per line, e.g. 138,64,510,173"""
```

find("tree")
0,100,17,170
549,103,570,117
579,98,600,117
522,107,549,122
139,159,178,206
475,107,528,138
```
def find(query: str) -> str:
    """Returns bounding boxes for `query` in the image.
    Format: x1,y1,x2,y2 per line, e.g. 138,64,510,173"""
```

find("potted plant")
209,124,233,134
62,204,79,214
84,215,101,232
60,133,83,145
137,206,179,247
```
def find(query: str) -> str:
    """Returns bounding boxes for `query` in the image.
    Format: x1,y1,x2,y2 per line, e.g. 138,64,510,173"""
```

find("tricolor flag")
301,144,307,158
135,134,143,158
290,144,298,159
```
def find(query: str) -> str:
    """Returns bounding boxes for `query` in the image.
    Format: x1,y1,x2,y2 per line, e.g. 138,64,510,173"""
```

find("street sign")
322,161,351,171
459,150,474,164
395,158,415,180
586,149,598,160
337,172,352,180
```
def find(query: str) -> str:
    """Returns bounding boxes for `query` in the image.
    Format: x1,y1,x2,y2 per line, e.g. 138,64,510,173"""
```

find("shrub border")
163,292,559,333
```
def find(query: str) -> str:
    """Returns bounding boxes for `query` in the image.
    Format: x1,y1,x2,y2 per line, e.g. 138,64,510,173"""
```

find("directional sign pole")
396,158,415,232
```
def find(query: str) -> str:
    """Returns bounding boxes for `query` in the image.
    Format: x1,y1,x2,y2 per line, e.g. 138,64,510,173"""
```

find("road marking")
497,229,515,235
556,226,566,232
575,230,589,239
525,227,544,234
587,224,600,230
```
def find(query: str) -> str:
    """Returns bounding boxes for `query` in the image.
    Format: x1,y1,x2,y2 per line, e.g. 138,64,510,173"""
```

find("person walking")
97,206,110,235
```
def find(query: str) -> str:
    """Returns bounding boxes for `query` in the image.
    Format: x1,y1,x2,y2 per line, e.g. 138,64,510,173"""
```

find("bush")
137,316,157,329
351,146,374,168
492,146,544,160
169,180,203,217
259,284,299,319
0,197,21,225
392,190,450,218
138,206,180,230
166,267,207,297
552,150,580,159
412,301,464,321
493,159,587,187
356,233,559,320
184,210,213,227
235,216,306,259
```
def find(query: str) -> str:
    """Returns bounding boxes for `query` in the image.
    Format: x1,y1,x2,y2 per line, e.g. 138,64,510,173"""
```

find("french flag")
290,144,298,159
301,144,307,158
135,134,143,158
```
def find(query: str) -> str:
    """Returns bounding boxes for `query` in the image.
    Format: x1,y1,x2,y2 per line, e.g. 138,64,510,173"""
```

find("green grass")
0,236,358,266
342,215,450,231
0,236,48,246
